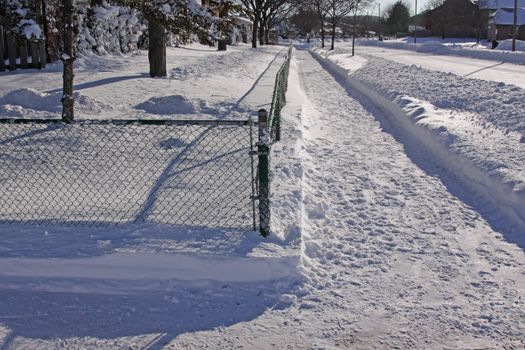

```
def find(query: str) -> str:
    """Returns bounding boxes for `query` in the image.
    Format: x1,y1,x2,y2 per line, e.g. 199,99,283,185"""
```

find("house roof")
479,0,525,10
492,8,525,25
232,16,252,24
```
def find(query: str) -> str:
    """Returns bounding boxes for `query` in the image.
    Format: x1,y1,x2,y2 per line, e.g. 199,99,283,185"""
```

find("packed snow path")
171,50,525,349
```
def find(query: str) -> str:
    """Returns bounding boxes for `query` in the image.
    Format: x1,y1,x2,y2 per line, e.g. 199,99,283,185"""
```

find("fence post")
0,27,5,72
31,42,41,69
7,33,17,71
20,39,28,68
258,109,270,237
39,41,47,68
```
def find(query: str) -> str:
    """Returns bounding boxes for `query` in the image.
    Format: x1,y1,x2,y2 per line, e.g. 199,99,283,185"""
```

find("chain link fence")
0,119,257,230
0,46,293,235
253,45,293,235
268,45,293,143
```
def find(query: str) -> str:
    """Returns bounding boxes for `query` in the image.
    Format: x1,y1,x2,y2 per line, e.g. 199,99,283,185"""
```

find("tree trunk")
352,12,357,56
319,15,325,48
265,26,270,45
218,5,228,51
252,17,258,48
218,40,227,51
62,0,75,123
148,18,167,78
259,25,265,45
41,0,49,62
330,19,336,50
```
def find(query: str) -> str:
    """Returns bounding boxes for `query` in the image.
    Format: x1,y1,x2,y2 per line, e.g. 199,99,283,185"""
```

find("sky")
366,0,432,16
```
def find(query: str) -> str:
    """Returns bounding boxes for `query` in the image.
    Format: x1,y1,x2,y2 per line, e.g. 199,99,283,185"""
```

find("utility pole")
512,0,518,51
378,3,382,41
414,0,417,43
352,8,357,56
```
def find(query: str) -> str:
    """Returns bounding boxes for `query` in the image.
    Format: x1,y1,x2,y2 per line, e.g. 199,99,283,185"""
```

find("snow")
480,0,525,9
0,44,284,120
313,47,525,240
168,49,525,349
493,8,525,25
342,41,525,88
356,37,525,61
1,42,524,348
19,20,42,40
497,38,525,51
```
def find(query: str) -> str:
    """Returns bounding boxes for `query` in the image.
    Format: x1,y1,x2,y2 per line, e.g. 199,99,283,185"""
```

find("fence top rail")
268,44,293,131
0,118,256,126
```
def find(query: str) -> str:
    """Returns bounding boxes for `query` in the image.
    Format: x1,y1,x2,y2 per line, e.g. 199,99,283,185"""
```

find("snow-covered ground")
356,37,525,64
312,45,525,243
351,43,525,89
1,42,524,349
0,43,284,120
169,48,525,350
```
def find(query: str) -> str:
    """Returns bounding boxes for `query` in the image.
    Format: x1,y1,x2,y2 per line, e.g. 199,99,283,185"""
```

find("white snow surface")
313,46,525,239
0,44,524,348
494,8,525,25
356,37,525,62
0,44,284,120
167,49,525,350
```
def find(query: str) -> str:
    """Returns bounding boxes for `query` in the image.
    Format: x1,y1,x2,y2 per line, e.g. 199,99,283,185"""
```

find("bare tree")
260,0,295,44
325,0,354,50
241,0,292,47
240,0,263,48
350,0,373,55
311,0,328,48
290,6,320,42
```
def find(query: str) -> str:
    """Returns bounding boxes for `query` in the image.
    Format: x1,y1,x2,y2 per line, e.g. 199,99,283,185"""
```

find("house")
480,0,525,40
490,8,525,40
421,0,487,39
231,16,252,44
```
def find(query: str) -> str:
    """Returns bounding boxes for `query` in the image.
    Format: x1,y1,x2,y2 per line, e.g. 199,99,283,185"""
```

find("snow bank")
356,38,525,64
312,49,525,238
136,95,197,115
0,252,299,283
497,39,525,51
0,88,113,119
270,53,306,243
0,221,302,295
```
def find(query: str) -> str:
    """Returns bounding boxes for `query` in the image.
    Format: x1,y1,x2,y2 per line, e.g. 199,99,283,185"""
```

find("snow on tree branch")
1,0,44,41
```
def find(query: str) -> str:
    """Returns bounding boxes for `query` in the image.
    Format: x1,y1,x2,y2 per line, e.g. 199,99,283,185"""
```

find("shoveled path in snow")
169,49,525,349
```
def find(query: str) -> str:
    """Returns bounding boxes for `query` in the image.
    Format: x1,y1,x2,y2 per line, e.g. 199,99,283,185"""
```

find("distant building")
480,0,525,40
231,16,253,44
421,0,487,39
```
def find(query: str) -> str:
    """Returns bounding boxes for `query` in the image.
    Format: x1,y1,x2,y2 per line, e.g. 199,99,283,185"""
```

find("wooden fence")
0,26,47,72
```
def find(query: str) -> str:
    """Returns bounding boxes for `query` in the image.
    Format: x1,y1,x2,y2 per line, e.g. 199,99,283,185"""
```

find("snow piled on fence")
312,48,525,242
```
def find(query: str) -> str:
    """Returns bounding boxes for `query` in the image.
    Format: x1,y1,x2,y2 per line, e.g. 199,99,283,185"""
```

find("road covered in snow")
355,44,525,89
0,43,524,349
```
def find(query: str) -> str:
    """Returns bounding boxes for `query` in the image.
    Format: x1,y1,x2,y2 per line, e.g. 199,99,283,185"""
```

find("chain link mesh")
0,120,257,230
268,45,292,143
